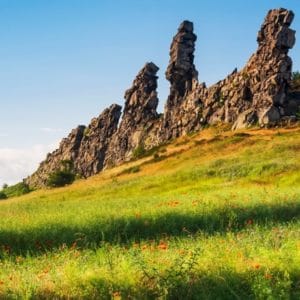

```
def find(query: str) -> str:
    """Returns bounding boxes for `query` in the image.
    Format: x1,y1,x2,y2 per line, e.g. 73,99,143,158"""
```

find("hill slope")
1,125,300,298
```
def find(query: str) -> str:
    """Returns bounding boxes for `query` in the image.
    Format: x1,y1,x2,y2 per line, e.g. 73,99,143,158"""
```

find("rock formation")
26,104,121,187
162,20,201,139
200,8,296,128
104,62,160,167
75,104,121,177
25,8,299,188
26,125,86,187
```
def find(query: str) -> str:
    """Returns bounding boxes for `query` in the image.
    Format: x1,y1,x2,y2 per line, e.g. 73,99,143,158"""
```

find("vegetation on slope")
0,125,300,298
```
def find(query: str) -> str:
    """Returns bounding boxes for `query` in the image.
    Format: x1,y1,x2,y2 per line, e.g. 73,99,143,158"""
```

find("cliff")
26,8,299,188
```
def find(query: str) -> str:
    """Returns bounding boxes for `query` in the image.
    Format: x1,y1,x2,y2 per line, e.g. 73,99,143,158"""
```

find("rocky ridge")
26,8,299,188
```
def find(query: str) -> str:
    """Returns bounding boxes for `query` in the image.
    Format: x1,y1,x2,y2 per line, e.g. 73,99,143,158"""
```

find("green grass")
0,126,300,299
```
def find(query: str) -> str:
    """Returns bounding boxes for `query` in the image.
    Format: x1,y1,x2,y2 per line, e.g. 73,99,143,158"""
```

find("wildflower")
246,219,253,225
158,242,168,250
253,263,260,269
71,241,77,249
112,291,121,299
265,273,272,279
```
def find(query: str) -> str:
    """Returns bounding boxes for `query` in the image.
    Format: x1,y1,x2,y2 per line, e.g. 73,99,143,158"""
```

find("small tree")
47,170,75,187
47,160,76,188
2,183,8,189
0,191,7,200
292,71,300,82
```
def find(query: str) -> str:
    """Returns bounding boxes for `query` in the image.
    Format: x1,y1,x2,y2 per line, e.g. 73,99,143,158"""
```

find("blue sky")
0,0,299,185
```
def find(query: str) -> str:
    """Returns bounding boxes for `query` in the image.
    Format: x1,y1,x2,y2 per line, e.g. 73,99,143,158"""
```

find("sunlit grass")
0,125,300,298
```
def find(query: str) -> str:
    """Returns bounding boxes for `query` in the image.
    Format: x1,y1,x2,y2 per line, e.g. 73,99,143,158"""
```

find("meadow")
0,125,300,299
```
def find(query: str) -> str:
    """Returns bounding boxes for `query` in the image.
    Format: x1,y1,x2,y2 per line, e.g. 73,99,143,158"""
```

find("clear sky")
0,0,299,186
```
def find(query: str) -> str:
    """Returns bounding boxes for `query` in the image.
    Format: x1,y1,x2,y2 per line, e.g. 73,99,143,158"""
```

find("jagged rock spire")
249,8,296,123
201,8,296,127
25,8,299,188
162,20,200,139
166,20,198,98
104,62,160,166
75,104,122,177
123,62,159,122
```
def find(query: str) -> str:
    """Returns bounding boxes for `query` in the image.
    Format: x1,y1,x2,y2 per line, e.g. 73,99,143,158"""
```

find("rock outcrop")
200,8,296,128
25,8,298,188
26,125,86,187
162,20,200,139
25,104,121,187
104,62,160,167
75,104,121,177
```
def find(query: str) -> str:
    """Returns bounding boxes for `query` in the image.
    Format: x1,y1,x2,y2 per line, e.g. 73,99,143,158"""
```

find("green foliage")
0,191,7,200
132,144,165,160
132,144,146,159
83,127,91,137
292,71,300,82
119,165,140,175
47,159,76,187
1,182,31,198
60,159,74,172
47,170,76,187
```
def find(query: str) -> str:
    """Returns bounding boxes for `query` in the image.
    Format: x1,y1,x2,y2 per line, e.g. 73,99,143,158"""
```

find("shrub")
47,160,76,187
0,191,7,200
3,182,31,198
292,71,300,82
132,145,146,159
47,170,75,187
119,165,141,176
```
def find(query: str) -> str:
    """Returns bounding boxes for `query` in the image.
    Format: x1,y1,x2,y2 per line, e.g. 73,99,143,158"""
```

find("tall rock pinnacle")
166,20,198,99
162,20,200,139
25,8,299,188
249,8,296,123
104,62,160,167
201,8,296,127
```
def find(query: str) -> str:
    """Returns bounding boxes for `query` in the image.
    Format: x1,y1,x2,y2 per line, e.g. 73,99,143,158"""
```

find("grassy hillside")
0,125,300,299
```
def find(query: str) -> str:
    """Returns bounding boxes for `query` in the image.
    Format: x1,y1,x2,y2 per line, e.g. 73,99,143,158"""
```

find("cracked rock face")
25,125,86,188
25,8,298,188
162,20,200,140
25,105,121,188
104,62,160,167
75,104,122,177
201,8,296,128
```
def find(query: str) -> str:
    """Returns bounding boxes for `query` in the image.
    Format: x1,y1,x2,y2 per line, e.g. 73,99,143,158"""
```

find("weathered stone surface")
199,8,296,128
25,104,121,188
104,62,160,167
75,104,122,177
162,20,200,140
25,125,86,188
26,8,299,188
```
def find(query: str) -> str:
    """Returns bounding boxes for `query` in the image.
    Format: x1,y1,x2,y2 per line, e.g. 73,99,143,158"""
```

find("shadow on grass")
19,268,300,299
0,200,300,256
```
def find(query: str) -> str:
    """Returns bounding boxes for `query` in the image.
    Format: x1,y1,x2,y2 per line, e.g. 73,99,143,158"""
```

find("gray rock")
25,8,299,188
